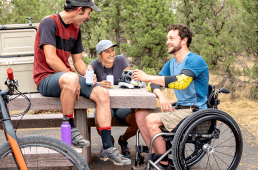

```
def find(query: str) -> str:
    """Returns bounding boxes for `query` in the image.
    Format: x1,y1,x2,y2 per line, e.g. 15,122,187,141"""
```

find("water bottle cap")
62,116,70,122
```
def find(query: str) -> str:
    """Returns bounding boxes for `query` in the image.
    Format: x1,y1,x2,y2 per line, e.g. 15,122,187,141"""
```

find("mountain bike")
0,68,89,169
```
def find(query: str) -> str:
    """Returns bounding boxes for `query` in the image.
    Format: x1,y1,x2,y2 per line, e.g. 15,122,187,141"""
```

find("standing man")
132,23,209,169
33,0,131,165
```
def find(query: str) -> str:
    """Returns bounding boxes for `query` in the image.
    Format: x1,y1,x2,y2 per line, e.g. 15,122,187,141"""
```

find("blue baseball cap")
96,40,118,55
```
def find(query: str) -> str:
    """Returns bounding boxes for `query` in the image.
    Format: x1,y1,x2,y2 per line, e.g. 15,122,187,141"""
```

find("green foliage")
132,66,157,75
121,0,174,73
82,56,97,66
1,0,63,25
80,0,174,75
238,0,258,99
171,0,252,98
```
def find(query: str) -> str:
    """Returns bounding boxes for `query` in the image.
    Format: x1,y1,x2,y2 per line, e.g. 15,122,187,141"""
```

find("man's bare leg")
135,109,156,153
90,86,131,165
146,113,168,165
59,72,90,147
90,86,111,127
59,72,78,115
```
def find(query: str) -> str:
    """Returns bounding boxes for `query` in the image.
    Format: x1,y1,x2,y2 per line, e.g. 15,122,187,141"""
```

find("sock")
64,113,76,128
100,126,113,149
121,133,129,141
158,163,169,170
152,153,168,162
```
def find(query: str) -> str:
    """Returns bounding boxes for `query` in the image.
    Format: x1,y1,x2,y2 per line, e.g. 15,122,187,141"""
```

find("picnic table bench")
2,85,156,164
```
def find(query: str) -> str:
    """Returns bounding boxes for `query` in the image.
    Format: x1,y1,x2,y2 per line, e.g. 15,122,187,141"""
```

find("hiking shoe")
71,128,90,148
99,147,131,165
118,135,130,157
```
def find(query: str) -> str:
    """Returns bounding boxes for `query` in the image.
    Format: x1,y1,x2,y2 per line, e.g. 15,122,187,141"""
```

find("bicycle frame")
0,76,28,170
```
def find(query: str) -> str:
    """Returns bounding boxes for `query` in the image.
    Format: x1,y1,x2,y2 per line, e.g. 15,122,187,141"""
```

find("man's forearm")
74,60,87,76
153,88,165,99
147,76,165,87
46,55,70,72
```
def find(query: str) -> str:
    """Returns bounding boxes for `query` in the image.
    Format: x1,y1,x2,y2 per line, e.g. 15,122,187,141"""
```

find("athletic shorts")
38,71,100,98
148,108,193,132
94,108,132,122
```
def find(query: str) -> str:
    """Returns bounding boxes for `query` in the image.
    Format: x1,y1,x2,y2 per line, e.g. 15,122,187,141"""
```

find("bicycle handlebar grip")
7,68,14,80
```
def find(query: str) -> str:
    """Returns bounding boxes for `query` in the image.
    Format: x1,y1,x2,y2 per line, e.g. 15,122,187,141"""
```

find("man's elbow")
168,82,191,90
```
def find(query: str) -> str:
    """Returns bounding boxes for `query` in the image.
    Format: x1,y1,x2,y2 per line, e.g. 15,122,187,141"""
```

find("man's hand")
92,74,97,86
84,74,97,86
76,83,81,100
132,69,150,82
99,80,112,89
158,95,174,112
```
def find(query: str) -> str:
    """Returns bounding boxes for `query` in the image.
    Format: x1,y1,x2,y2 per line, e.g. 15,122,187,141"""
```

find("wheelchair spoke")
212,153,221,170
214,150,234,158
215,145,236,148
219,126,230,136
186,144,194,152
211,121,223,147
205,153,211,170
196,158,202,170
213,135,234,148
213,152,230,167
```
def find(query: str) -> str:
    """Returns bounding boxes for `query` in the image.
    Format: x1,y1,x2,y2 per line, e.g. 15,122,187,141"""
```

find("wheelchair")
134,85,243,170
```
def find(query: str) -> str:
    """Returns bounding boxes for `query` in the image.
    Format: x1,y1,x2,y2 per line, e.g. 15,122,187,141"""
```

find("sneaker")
99,147,131,165
118,135,130,157
71,128,90,148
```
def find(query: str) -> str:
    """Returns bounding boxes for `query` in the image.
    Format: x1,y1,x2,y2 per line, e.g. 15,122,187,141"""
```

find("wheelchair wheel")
172,109,243,170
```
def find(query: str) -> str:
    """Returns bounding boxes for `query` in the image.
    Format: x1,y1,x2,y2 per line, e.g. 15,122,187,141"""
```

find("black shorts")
38,71,100,98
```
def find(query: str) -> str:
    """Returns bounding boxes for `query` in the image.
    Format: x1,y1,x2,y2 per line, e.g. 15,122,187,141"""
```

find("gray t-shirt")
89,55,129,85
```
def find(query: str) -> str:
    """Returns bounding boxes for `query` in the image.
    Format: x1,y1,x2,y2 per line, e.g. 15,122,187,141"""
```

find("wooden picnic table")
6,85,156,164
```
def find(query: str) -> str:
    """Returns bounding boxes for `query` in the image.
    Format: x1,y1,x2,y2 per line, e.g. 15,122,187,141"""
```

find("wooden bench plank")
7,86,156,110
0,113,130,130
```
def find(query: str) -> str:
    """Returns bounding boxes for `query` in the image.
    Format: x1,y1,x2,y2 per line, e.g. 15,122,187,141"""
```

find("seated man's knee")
59,72,79,92
135,109,148,122
92,86,109,103
146,113,159,127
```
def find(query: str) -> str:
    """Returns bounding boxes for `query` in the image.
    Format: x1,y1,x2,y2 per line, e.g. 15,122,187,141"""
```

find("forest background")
1,0,258,142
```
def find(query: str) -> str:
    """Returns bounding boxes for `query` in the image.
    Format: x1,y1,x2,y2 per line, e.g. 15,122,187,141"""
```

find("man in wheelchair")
132,23,243,170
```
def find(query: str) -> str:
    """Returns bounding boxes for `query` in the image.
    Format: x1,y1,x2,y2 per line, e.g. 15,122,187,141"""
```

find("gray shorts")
94,108,132,122
38,72,100,98
148,108,193,132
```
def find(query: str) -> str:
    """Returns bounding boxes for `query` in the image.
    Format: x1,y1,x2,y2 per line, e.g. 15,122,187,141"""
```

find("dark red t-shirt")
33,13,84,87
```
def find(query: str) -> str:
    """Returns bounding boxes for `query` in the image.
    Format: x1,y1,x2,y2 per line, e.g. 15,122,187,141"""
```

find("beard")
168,41,182,54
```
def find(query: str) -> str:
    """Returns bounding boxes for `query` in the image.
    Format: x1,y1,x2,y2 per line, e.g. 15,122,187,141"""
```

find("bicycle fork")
0,97,28,170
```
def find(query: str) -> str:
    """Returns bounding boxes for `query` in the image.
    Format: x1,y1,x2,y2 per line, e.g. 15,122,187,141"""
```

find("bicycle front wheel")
0,135,89,170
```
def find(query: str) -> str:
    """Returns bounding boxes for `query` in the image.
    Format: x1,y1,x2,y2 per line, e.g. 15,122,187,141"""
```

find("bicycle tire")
0,135,89,170
172,109,243,170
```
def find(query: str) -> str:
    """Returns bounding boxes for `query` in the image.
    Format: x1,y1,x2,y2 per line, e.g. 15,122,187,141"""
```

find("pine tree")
121,0,175,74
172,0,247,98
2,0,63,24
80,0,134,59
239,0,258,98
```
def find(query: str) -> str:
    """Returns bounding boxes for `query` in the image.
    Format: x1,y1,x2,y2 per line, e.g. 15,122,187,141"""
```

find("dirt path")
0,125,257,169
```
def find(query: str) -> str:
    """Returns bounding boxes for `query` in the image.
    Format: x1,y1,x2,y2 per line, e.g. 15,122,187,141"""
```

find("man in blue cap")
33,0,131,165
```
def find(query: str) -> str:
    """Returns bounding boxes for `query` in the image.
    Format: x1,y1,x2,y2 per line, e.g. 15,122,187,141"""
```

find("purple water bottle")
61,116,71,146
